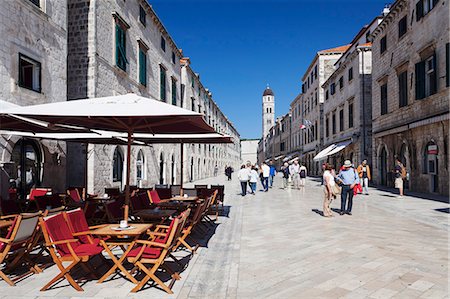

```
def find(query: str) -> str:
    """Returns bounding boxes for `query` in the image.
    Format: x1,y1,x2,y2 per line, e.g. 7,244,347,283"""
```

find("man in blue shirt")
268,160,276,188
337,160,359,215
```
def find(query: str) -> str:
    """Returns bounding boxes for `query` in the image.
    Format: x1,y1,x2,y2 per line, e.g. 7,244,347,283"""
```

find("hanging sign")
427,145,438,155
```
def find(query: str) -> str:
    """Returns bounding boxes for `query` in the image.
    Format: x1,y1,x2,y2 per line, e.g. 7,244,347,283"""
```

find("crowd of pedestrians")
236,157,408,219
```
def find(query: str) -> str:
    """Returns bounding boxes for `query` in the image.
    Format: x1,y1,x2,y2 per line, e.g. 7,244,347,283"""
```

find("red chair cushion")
127,246,162,259
29,189,49,201
44,214,81,255
68,189,82,202
61,243,103,257
66,209,94,245
149,190,161,204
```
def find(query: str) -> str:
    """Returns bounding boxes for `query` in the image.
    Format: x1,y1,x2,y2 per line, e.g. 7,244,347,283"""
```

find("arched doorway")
171,155,175,185
379,146,388,186
136,150,144,188
112,147,124,189
159,153,165,184
423,141,439,193
11,139,42,199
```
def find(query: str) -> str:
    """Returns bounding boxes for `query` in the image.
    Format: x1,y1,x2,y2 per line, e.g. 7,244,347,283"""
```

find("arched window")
11,139,42,199
113,147,124,182
136,150,144,186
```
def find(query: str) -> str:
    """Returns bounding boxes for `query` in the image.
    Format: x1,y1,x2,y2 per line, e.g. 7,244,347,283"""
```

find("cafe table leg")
97,239,138,284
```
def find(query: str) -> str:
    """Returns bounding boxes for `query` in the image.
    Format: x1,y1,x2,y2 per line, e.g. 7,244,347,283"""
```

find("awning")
327,140,352,156
313,144,337,161
283,155,293,162
274,155,284,161
313,140,352,161
289,156,299,163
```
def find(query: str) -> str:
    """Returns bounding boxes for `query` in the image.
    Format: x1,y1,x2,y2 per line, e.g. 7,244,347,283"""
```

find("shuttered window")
139,5,146,26
339,109,344,132
171,78,177,105
398,71,408,107
18,53,41,93
348,67,353,81
398,16,407,38
138,48,147,86
381,83,388,115
380,36,387,54
325,117,329,137
115,23,127,71
332,113,336,134
446,43,449,87
160,66,166,101
330,83,336,95
339,76,344,89
415,53,437,99
416,0,439,21
348,103,354,128
29,0,40,7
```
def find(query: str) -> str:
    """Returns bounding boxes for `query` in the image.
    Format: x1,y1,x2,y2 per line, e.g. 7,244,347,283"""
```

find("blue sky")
151,0,388,139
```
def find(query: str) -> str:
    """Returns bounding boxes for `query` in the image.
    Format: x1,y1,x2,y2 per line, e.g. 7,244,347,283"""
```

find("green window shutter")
115,24,127,71
172,79,177,105
415,61,426,100
139,49,146,86
416,1,423,21
430,53,437,95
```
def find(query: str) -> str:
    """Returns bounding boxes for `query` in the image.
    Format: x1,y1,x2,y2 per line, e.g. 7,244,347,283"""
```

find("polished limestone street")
0,176,448,299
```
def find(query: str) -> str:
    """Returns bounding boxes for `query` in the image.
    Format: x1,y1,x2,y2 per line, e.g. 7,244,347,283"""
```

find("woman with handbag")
322,163,336,217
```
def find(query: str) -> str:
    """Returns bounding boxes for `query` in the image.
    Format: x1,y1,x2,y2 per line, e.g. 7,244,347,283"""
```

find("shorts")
395,177,403,189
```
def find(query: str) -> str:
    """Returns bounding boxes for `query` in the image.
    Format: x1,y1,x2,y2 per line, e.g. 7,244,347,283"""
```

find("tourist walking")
214,164,218,177
261,162,270,192
281,162,290,189
337,160,359,215
322,163,335,217
268,160,276,188
238,164,250,196
289,160,301,189
299,163,307,188
356,160,371,195
249,166,259,195
225,166,233,181
394,158,406,197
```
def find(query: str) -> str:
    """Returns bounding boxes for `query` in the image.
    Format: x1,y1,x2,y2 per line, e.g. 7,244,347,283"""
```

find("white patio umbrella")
0,130,233,189
1,93,216,223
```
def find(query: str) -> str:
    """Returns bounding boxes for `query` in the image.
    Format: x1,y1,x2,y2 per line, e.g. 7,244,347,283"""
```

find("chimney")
382,4,391,16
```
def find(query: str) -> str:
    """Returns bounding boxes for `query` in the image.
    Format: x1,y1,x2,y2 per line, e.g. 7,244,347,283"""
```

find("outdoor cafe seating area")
0,183,225,294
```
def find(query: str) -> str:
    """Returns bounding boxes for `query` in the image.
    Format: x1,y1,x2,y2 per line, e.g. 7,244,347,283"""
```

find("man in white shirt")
261,162,270,192
238,164,251,196
289,160,301,189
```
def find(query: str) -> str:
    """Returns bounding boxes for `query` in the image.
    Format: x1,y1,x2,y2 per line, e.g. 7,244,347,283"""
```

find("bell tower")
262,85,275,140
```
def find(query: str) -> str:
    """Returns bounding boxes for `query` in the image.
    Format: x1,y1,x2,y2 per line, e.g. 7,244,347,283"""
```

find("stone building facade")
300,45,350,175
370,0,449,196
0,0,68,198
321,17,382,169
64,0,240,195
240,139,259,165
289,93,303,159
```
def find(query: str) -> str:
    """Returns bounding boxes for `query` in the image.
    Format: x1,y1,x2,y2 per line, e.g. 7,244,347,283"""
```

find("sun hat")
343,160,352,167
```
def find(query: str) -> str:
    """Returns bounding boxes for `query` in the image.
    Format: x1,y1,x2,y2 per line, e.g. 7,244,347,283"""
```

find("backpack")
300,169,306,178
401,166,407,179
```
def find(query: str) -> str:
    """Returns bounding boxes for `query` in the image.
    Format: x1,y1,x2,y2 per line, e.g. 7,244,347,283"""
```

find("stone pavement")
0,176,448,299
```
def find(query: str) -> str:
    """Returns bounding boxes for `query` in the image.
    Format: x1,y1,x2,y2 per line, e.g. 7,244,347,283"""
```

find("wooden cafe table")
90,223,153,284
162,196,201,202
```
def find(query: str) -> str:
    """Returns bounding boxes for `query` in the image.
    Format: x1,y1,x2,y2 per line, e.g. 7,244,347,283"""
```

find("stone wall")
371,0,449,196
0,0,68,196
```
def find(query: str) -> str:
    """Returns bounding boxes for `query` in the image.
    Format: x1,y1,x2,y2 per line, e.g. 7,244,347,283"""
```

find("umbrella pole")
124,129,132,224
180,142,184,194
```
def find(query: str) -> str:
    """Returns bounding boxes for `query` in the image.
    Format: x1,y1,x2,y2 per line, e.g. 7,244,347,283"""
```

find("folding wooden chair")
39,213,104,291
155,188,172,200
194,184,208,189
154,184,169,189
170,185,181,197
171,201,207,254
0,212,42,286
64,208,105,246
181,188,197,197
126,211,188,293
104,200,124,223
